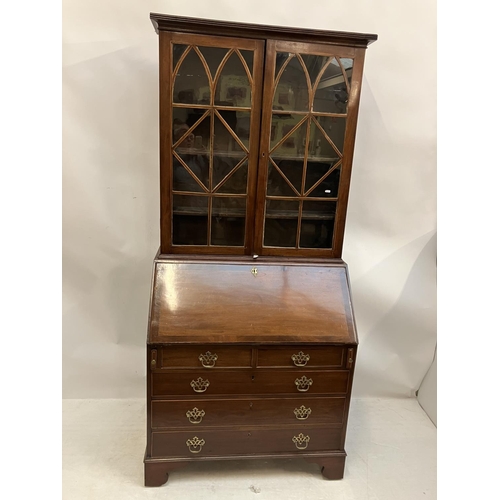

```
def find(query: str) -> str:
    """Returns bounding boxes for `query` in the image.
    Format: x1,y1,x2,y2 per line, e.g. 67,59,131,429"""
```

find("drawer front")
151,427,342,457
152,396,346,429
159,346,252,369
257,346,344,368
151,370,349,397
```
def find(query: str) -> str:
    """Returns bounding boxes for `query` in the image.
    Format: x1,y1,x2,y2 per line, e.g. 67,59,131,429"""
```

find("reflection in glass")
313,58,349,114
211,197,246,246
270,118,308,158
173,114,210,191
215,51,251,107
218,110,250,150
173,49,210,104
314,116,346,156
240,50,254,75
198,46,229,79
267,162,298,197
172,195,208,245
264,200,299,247
273,56,309,111
217,160,248,194
173,44,189,72
340,58,354,88
214,115,246,157
300,54,331,85
300,201,336,248
305,164,341,198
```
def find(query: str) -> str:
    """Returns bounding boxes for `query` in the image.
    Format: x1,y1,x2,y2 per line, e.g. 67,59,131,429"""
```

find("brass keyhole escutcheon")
251,267,258,276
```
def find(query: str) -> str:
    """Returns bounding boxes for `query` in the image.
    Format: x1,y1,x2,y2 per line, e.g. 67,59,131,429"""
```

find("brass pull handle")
292,433,310,450
186,436,205,454
190,377,210,393
291,351,310,367
294,405,312,420
251,267,258,276
186,407,205,424
199,351,218,368
295,375,313,392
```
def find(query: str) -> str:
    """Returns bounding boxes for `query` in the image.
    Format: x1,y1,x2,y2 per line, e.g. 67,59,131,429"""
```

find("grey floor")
63,398,436,499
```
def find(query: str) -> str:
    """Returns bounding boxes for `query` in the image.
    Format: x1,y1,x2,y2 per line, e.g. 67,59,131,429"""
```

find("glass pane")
300,54,331,86
300,201,336,248
172,195,208,245
313,59,348,114
218,110,250,150
217,160,248,194
172,44,188,71
270,113,305,151
340,58,354,88
173,114,210,190
213,114,246,158
275,52,289,79
267,162,298,197
213,156,243,190
264,200,299,247
198,46,229,80
240,50,254,76
211,197,246,246
215,52,251,107
314,115,346,156
273,56,309,111
270,118,307,159
305,164,341,198
173,49,210,104
308,120,340,162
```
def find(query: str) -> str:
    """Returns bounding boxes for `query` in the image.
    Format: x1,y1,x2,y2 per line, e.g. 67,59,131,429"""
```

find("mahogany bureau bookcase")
144,12,377,487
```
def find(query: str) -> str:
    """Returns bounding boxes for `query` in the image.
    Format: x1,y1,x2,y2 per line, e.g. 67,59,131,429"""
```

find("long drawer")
151,426,342,458
151,370,350,397
151,396,346,429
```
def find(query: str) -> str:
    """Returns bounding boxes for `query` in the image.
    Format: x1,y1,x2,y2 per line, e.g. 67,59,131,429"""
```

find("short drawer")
151,396,346,429
257,346,345,368
158,346,252,369
151,370,349,397
151,426,342,458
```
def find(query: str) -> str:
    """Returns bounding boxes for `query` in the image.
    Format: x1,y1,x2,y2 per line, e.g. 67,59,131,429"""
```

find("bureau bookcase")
145,13,377,486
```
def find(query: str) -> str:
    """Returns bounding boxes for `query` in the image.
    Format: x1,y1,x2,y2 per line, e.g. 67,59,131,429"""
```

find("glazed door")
254,40,366,257
159,32,264,254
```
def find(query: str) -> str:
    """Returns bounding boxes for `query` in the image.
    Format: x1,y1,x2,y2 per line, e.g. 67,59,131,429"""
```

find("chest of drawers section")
145,343,356,485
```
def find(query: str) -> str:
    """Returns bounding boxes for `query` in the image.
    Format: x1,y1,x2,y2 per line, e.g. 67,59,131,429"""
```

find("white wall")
62,0,436,398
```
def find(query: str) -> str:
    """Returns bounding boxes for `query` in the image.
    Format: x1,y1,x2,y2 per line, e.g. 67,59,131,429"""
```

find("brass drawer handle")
199,351,218,368
190,377,210,393
294,405,312,420
186,436,205,454
295,375,313,392
291,351,310,367
186,407,205,424
292,433,310,450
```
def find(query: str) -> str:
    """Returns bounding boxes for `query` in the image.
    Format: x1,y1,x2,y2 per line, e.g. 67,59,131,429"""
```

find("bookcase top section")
150,13,378,47
148,258,357,345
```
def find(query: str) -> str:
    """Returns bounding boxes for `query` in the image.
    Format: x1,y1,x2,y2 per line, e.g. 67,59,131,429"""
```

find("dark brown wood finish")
151,396,346,428
152,426,343,457
146,13,375,485
148,260,357,345
150,13,377,47
159,32,265,254
254,40,366,257
151,369,350,397
332,48,366,257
